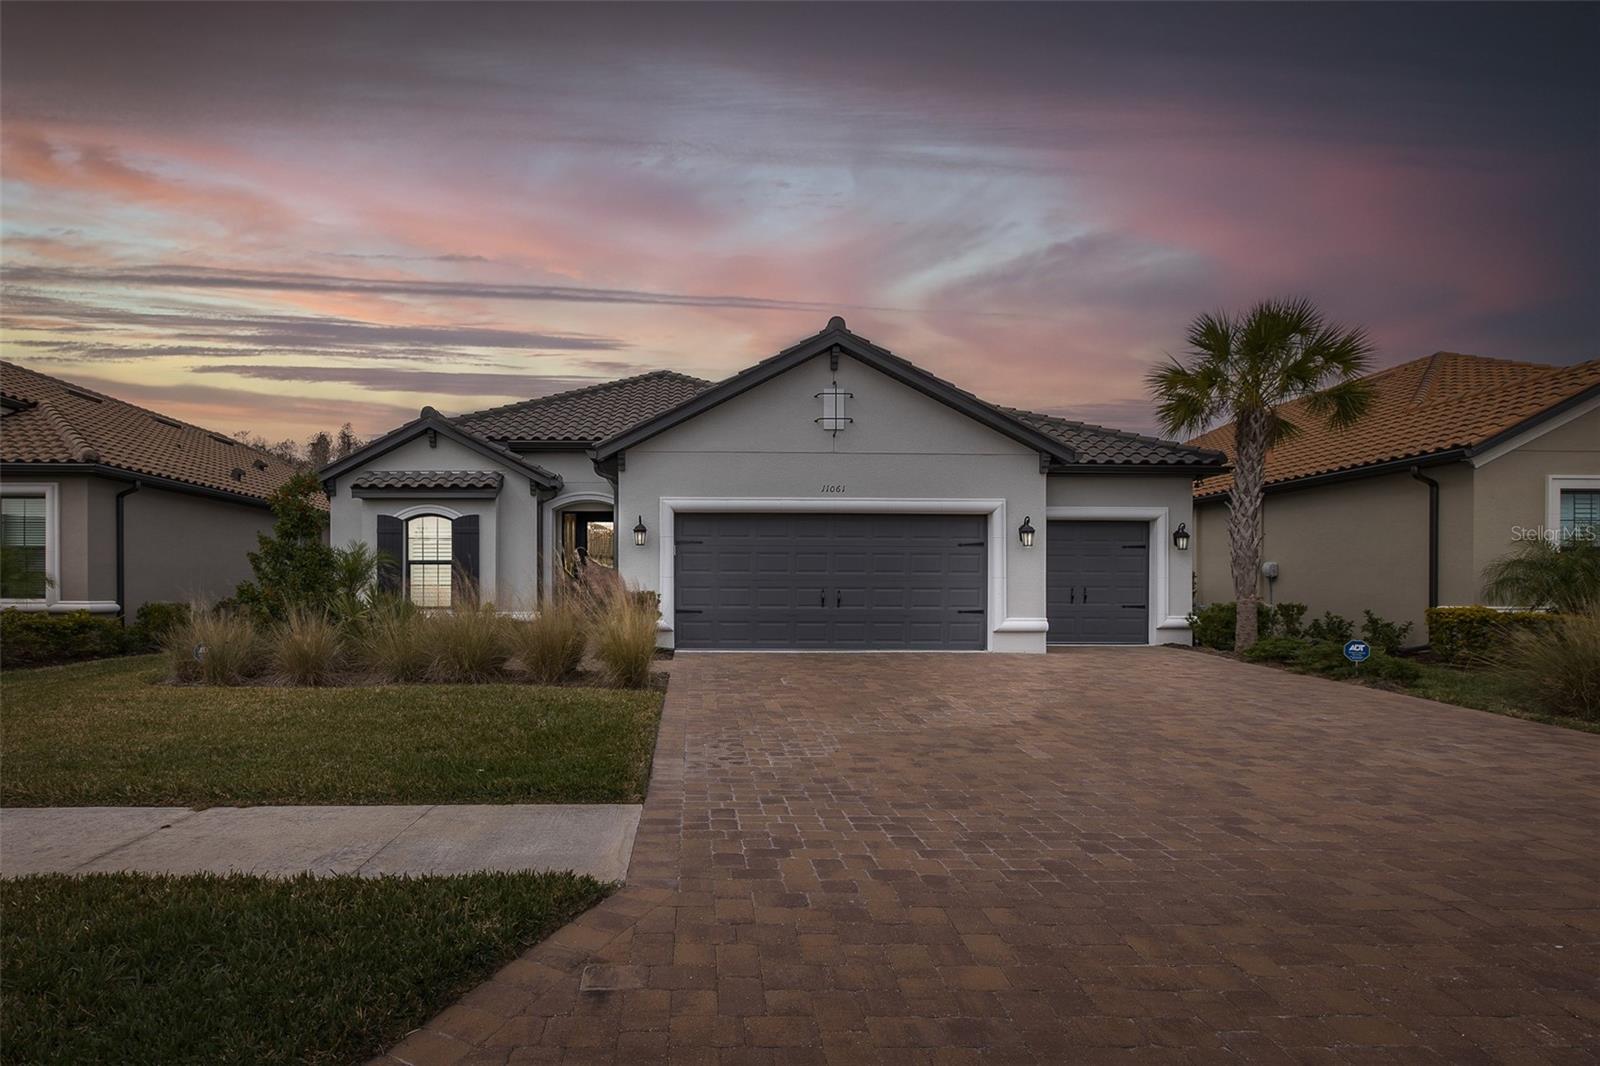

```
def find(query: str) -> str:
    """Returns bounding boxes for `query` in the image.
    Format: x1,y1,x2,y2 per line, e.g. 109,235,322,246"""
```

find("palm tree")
1147,298,1375,649
1482,538,1600,614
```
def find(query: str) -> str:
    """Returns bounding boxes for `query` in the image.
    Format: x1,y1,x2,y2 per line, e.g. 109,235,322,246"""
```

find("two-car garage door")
673,513,986,650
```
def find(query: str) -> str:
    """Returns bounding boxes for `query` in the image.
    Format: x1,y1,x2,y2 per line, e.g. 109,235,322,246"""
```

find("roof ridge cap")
36,399,98,462
1408,352,1444,405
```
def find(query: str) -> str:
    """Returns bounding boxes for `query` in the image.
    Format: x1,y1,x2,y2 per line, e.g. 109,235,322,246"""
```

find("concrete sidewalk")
0,804,641,881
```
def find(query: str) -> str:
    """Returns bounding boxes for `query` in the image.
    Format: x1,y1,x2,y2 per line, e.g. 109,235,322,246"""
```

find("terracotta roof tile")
349,470,503,491
1004,407,1225,467
456,371,712,442
1189,352,1600,498
0,361,305,503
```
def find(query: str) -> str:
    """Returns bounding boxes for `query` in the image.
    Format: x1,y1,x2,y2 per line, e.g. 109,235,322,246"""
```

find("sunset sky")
2,2,1596,446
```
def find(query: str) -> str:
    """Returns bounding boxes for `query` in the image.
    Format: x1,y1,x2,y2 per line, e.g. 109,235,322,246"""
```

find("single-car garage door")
674,513,986,650
1046,520,1149,644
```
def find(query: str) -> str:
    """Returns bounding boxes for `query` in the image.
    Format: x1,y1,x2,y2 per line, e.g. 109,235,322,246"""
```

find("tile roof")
1003,407,1225,467
455,371,712,443
349,470,503,491
1,360,306,503
1189,352,1600,498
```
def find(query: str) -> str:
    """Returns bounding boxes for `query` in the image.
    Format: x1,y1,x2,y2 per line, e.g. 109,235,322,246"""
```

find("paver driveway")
382,650,1600,1065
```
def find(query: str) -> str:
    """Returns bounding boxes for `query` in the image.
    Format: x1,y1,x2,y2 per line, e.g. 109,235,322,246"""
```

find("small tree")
233,471,335,622
1147,298,1374,649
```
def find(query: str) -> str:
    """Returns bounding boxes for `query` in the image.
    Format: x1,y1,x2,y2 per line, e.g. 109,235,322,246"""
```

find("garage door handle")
836,591,841,608
1121,604,1146,609
1082,586,1088,603
957,609,984,614
675,608,704,614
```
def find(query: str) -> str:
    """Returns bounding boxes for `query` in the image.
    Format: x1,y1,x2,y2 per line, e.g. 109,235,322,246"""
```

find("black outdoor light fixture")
1018,516,1035,547
1172,522,1191,550
633,515,648,547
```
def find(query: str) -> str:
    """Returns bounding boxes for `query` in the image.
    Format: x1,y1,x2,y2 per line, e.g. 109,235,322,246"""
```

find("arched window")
406,515,454,608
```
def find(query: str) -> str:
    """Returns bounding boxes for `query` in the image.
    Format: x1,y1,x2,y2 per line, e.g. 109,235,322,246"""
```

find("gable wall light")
1018,516,1035,547
1172,522,1190,550
633,516,648,547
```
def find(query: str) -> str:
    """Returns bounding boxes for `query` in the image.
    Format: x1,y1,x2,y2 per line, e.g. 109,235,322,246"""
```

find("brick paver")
380,649,1600,1065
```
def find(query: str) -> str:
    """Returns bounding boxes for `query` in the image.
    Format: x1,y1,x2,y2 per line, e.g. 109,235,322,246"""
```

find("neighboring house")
323,318,1223,651
0,361,304,617
1187,352,1600,640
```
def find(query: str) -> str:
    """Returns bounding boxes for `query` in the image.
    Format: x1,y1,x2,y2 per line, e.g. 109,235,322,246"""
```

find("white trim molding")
1044,505,1185,645
0,482,60,609
388,502,466,521
1547,474,1600,541
657,497,1021,650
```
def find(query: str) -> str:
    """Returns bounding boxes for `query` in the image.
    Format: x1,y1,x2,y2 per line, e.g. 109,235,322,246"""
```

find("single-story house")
322,318,1224,651
1187,352,1600,639
1,361,303,617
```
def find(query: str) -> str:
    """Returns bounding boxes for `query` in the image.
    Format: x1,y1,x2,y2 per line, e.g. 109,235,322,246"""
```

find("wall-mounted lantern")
1018,516,1035,547
1172,522,1190,550
633,516,648,547
815,381,853,435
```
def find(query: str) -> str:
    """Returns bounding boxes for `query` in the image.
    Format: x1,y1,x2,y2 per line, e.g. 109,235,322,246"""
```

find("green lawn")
1404,661,1600,734
2,871,606,1065
1,656,662,806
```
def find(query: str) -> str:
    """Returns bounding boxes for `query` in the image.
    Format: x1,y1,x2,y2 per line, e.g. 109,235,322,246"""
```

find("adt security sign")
1343,639,1372,663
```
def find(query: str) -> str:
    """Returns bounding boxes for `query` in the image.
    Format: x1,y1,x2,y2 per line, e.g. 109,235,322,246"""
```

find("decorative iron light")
814,380,853,435
1018,516,1035,547
633,516,648,547
1172,522,1190,550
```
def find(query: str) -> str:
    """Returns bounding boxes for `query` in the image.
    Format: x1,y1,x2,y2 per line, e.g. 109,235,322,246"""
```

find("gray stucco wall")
327,434,542,610
614,350,1050,651
122,485,275,615
1045,473,1199,643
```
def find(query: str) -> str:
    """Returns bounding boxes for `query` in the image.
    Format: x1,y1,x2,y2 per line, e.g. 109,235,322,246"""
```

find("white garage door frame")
658,497,1043,651
1045,505,1184,645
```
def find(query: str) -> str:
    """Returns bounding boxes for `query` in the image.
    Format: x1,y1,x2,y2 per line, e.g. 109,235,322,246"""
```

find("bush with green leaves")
233,472,335,623
1426,605,1559,664
1239,635,1309,664
1496,607,1600,721
164,608,264,685
1189,601,1272,650
1270,602,1307,639
1305,611,1354,643
131,602,190,650
1359,610,1413,654
1291,641,1420,684
0,609,130,668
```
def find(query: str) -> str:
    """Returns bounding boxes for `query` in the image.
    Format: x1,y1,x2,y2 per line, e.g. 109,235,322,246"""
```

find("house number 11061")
820,484,846,494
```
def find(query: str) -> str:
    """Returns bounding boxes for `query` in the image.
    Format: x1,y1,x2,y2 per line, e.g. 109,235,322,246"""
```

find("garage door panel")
674,513,985,649
1047,520,1148,645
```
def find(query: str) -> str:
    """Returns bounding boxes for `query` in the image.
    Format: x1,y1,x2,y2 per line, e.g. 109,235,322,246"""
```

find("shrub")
1482,538,1600,614
1425,605,1558,664
233,471,335,623
592,586,659,689
326,541,381,630
1305,611,1354,643
1189,601,1273,650
1291,641,1420,684
507,601,588,684
427,605,511,683
1271,602,1307,639
270,609,344,686
1359,610,1413,654
1240,635,1308,664
164,608,263,685
1497,608,1600,721
354,597,434,682
0,609,129,667
132,602,189,650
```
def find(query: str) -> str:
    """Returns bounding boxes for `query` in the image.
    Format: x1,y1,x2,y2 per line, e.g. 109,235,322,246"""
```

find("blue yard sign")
1343,639,1371,663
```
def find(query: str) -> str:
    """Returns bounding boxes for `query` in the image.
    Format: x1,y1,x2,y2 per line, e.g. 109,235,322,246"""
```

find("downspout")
1409,466,1439,610
114,480,143,622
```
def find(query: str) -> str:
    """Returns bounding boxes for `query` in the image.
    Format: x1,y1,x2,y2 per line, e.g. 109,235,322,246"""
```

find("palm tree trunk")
1229,410,1269,649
